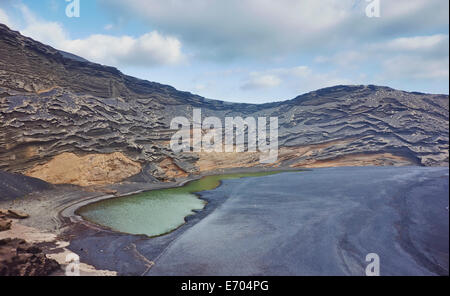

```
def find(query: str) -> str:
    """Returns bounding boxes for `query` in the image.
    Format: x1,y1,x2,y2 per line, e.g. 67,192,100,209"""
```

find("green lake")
77,171,287,237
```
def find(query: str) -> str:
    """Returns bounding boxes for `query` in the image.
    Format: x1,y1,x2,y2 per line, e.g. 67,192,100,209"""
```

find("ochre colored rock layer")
158,157,189,180
25,152,142,186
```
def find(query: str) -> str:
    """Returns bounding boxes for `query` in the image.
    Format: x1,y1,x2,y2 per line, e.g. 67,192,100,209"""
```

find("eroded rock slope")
0,24,448,186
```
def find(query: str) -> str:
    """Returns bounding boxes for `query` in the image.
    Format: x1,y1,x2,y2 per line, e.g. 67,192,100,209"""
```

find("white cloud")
382,56,449,80
4,4,185,68
0,8,12,27
194,84,207,91
21,22,68,49
316,34,448,64
242,74,282,90
99,0,449,59
104,24,114,31
371,35,449,55
315,51,366,68
315,33,449,83
99,0,355,58
274,66,312,78
241,66,351,92
62,32,183,66
48,0,60,12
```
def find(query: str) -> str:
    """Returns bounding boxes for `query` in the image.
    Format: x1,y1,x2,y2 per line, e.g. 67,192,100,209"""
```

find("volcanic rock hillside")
0,24,448,186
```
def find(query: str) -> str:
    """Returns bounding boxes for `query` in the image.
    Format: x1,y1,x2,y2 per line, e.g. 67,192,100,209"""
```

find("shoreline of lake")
76,170,306,237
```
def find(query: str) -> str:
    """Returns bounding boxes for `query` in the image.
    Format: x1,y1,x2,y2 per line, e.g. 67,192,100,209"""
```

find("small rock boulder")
0,238,61,276
0,219,12,232
6,209,29,219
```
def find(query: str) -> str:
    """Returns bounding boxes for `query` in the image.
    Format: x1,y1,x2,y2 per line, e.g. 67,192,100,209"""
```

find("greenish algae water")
78,171,288,237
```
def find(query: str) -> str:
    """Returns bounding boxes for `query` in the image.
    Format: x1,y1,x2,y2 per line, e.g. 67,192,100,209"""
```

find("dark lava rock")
0,23,448,182
0,238,60,276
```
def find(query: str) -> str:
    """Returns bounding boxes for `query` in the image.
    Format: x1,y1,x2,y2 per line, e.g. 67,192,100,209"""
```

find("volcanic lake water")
77,171,286,237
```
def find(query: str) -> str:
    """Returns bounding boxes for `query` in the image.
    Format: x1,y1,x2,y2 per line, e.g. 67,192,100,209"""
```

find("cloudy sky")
0,0,448,103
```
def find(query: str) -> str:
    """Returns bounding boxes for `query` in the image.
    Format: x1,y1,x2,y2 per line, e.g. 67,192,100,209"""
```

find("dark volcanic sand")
68,166,449,276
0,171,52,201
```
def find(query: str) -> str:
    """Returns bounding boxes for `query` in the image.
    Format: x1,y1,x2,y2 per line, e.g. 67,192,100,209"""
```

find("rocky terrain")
0,23,448,189
0,207,60,276
0,238,60,276
0,208,28,232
